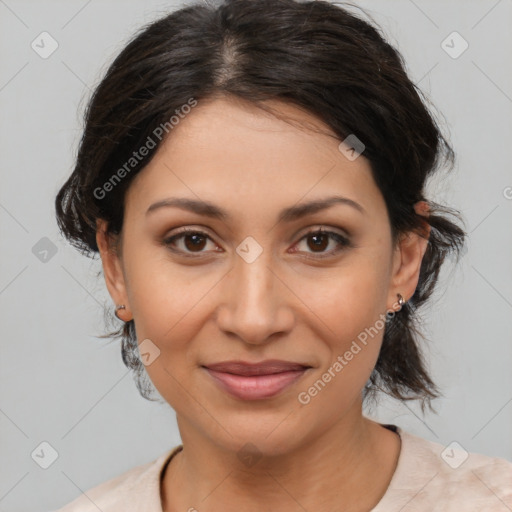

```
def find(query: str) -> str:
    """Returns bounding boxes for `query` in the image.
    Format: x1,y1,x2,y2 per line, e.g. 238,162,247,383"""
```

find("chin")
207,412,311,458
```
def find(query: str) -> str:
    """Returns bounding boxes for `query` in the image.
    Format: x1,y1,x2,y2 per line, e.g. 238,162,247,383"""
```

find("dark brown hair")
55,0,466,410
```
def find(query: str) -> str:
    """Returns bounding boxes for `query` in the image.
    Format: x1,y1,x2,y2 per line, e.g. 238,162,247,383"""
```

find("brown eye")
306,232,330,252
163,226,351,259
163,229,218,256
183,233,207,252
293,228,351,259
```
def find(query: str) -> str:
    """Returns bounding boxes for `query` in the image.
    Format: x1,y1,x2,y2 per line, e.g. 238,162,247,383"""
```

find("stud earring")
114,304,126,320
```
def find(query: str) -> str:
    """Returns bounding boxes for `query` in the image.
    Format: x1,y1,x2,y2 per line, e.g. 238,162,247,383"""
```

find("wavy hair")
55,0,466,411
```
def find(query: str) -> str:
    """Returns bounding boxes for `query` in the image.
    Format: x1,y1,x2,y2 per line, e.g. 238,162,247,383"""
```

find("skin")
96,95,430,512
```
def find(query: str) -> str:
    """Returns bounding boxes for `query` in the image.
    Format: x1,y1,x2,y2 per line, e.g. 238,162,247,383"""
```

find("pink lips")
203,360,311,400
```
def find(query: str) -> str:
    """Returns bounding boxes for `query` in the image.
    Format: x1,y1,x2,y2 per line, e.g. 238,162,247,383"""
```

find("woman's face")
97,95,426,455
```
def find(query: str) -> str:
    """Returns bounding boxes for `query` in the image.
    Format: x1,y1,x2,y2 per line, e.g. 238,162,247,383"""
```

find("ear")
387,201,430,310
96,219,132,322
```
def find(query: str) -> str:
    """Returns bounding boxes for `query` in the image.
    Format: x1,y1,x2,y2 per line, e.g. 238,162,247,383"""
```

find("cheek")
121,242,223,398
296,280,388,417
123,237,214,336
299,250,390,344
295,253,390,398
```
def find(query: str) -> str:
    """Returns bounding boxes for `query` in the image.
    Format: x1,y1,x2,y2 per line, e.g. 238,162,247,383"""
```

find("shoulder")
381,426,512,511
53,446,182,512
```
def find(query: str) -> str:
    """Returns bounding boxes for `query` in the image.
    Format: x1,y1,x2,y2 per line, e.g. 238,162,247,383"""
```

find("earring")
397,293,406,309
115,304,126,320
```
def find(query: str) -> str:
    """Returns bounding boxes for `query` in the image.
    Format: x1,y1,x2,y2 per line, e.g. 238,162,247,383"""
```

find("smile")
203,367,310,400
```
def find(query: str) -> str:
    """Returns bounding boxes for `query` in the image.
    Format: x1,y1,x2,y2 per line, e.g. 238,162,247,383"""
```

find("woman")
54,0,512,510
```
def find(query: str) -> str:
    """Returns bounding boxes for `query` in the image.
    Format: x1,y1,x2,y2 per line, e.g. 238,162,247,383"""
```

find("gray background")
1,0,511,510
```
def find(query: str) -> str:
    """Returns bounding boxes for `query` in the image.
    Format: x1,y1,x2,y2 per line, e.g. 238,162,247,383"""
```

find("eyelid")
162,225,352,258
290,226,352,259
294,224,351,242
162,227,220,256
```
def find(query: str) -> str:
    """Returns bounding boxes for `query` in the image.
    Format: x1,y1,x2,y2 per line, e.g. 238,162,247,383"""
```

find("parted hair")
55,0,466,410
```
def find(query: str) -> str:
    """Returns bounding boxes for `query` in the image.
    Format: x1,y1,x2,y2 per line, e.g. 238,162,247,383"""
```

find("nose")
215,248,295,346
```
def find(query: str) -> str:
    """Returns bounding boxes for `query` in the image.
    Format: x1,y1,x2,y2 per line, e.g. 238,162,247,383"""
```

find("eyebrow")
145,195,365,222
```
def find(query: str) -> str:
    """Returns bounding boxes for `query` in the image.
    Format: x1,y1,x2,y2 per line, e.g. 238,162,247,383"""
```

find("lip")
204,359,311,375
203,360,311,400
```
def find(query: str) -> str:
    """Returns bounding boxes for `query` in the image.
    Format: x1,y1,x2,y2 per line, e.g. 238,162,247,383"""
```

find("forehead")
125,96,384,222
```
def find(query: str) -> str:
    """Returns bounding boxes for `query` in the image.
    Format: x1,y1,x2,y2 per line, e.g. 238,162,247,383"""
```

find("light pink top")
54,425,512,511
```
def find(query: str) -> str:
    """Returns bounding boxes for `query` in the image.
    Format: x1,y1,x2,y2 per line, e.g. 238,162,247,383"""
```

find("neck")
161,405,401,512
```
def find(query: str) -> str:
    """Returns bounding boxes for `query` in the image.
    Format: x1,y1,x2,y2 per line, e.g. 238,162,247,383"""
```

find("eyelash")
162,227,352,260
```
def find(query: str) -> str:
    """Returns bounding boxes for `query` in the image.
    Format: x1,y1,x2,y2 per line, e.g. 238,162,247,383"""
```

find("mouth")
202,360,312,400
